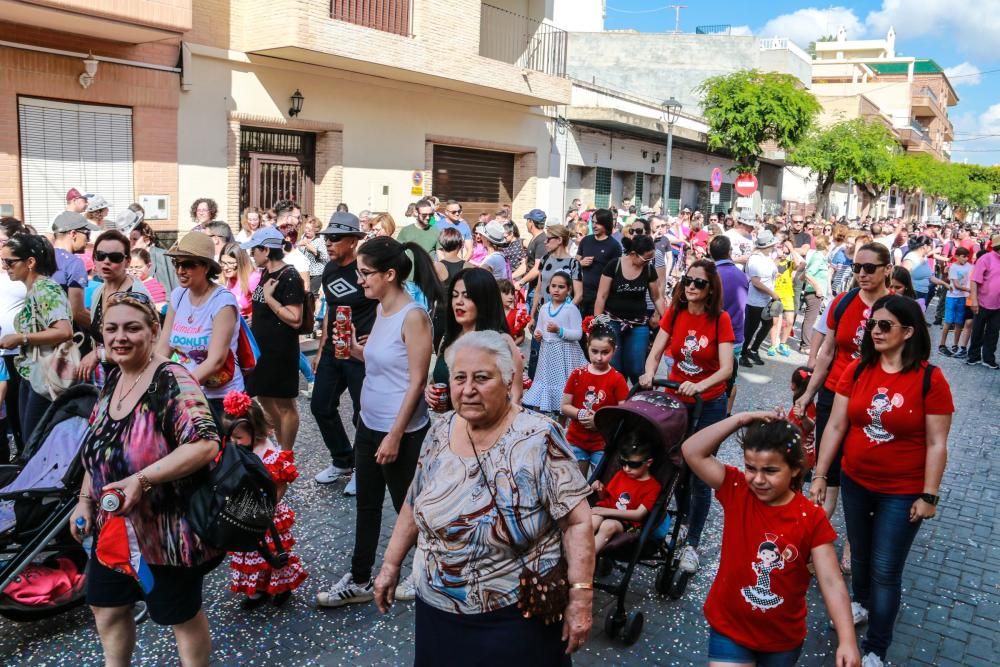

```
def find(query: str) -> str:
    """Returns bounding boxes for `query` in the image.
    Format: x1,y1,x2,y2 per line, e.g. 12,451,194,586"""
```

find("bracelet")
813,474,828,481
570,582,594,590
135,471,153,494
558,327,564,338
21,333,27,347
78,492,93,501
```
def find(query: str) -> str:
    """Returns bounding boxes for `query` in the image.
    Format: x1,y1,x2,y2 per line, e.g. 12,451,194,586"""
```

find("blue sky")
603,1,1000,166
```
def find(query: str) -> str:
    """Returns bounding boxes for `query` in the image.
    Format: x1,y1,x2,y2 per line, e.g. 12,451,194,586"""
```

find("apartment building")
0,0,188,231
178,0,603,227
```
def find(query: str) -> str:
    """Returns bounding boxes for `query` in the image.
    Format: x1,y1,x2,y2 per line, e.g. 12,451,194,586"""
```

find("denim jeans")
18,381,52,446
840,473,923,660
310,349,365,469
708,627,802,666
351,419,429,582
608,321,649,385
683,394,728,548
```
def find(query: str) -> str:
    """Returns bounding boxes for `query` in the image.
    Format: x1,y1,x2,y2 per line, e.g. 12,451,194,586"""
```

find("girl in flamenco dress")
741,540,787,611
223,390,308,608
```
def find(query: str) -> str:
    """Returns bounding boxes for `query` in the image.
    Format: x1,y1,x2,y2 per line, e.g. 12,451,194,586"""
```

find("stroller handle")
630,379,704,437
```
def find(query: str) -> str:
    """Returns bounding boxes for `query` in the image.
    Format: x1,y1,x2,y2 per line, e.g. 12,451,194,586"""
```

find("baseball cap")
523,209,547,223
52,211,99,233
239,226,286,250
318,211,366,238
66,188,89,202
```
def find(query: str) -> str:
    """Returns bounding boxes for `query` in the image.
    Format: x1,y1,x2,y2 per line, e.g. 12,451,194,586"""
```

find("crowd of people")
2,188,997,666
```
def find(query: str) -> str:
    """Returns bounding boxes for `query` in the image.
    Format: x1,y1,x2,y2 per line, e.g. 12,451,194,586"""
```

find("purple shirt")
971,250,1000,311
715,259,749,345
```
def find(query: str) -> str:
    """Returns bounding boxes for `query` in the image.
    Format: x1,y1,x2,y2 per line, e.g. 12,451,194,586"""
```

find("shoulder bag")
26,291,84,400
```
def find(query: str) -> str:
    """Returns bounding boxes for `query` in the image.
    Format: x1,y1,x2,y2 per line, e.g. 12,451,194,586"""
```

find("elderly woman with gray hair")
374,330,595,665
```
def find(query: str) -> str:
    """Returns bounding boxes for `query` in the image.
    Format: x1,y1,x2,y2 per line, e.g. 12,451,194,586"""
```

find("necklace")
186,286,215,324
463,405,514,453
115,355,155,411
547,300,566,318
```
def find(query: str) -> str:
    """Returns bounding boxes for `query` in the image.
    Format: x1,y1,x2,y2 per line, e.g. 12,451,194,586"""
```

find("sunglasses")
628,228,645,235
1,258,24,269
95,250,126,263
681,275,710,289
619,457,649,470
866,318,910,333
446,209,461,215
852,262,887,274
171,258,204,270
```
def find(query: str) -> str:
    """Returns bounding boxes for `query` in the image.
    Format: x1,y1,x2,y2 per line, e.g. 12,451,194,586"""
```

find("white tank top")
360,300,429,433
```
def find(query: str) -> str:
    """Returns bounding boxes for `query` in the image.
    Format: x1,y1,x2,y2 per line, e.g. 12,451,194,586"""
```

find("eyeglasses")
171,258,204,270
95,250,126,263
446,209,461,215
1,258,24,269
221,261,239,269
356,268,381,280
618,457,649,470
417,213,432,220
681,275,710,289
866,318,910,333
73,229,91,239
852,262,887,274
545,236,560,242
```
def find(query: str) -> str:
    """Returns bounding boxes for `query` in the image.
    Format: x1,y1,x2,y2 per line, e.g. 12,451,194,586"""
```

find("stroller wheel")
622,611,644,646
604,608,626,640
596,556,614,578
133,600,149,625
668,570,692,600
655,561,676,595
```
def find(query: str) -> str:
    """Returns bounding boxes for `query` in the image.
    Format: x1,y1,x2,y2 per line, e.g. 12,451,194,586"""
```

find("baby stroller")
590,380,701,645
0,385,146,624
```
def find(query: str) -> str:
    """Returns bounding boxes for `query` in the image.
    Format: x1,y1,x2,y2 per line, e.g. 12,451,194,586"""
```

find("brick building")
0,0,188,232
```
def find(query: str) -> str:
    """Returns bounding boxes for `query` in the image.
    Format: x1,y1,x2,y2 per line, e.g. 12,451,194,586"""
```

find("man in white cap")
725,212,756,267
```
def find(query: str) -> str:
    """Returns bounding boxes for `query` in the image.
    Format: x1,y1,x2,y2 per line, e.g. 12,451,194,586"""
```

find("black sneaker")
739,356,755,368
954,347,968,359
951,345,959,354
984,360,1000,370
749,351,765,366
966,358,982,366
938,345,953,357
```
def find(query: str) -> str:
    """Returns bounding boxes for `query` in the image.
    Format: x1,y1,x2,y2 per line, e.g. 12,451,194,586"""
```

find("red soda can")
100,489,127,513
334,306,352,359
432,383,450,412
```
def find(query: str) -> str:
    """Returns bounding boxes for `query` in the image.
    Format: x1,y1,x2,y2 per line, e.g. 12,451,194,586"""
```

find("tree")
789,118,899,217
807,35,835,58
698,69,820,173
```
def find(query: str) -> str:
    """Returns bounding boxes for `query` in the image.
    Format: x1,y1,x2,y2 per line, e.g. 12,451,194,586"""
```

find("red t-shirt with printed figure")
564,365,630,451
659,308,735,403
704,466,837,653
595,470,662,528
836,359,954,495
787,402,817,470
823,290,874,392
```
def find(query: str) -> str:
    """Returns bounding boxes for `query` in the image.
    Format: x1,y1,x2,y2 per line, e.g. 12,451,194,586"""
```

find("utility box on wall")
139,195,170,221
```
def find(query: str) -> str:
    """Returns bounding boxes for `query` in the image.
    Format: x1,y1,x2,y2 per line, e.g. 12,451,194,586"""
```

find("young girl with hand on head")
591,436,661,553
223,391,308,609
523,271,586,414
682,411,860,667
560,317,629,477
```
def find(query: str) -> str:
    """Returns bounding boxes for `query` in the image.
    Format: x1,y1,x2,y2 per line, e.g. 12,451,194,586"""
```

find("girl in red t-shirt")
590,436,661,552
560,319,629,476
682,411,860,666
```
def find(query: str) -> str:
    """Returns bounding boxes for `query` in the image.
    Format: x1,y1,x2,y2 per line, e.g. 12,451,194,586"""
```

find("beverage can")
432,383,450,412
334,306,352,359
100,489,126,513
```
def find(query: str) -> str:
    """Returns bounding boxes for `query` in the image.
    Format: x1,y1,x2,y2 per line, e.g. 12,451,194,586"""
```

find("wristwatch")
920,493,939,506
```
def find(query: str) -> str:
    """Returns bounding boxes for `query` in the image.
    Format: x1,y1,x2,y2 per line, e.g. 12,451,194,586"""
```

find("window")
18,97,134,231
595,167,612,208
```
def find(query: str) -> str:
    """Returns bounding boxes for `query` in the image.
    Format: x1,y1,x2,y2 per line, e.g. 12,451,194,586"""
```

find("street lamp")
661,97,682,216
288,89,305,117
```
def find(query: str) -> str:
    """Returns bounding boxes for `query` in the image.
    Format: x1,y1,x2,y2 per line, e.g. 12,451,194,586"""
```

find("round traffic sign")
734,173,758,197
711,167,723,193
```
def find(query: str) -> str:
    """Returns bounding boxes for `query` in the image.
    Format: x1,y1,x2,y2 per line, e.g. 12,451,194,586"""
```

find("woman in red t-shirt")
639,258,734,576
794,242,892,522
682,411,859,666
811,295,952,667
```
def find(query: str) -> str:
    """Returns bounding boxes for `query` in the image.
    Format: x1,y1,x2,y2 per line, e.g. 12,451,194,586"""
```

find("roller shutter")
432,145,514,217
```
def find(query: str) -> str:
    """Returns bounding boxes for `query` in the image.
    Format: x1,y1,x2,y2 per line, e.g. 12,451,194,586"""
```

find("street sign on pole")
710,192,721,205
734,173,758,196
710,167,723,193
736,196,753,209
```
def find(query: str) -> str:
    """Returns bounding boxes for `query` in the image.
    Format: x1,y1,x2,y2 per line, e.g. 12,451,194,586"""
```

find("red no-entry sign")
734,173,758,196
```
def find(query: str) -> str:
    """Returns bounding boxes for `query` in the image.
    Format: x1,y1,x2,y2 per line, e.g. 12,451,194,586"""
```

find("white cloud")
757,7,864,48
944,62,982,86
729,25,753,37
977,104,1000,133
865,0,1000,59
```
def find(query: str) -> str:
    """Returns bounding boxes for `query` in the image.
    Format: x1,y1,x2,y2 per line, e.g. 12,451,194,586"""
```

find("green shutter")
666,176,682,215
634,172,644,204
595,167,611,208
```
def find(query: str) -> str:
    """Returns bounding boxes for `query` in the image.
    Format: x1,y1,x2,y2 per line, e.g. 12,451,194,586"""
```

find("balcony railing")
910,121,930,141
330,0,411,36
917,86,939,105
480,3,567,78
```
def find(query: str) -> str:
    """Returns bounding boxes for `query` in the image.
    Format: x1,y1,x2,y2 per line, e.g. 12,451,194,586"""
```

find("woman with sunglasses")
156,232,244,425
236,206,262,244
220,242,259,320
0,235,73,441
77,230,152,381
593,234,661,384
639,258,734,577
811,295,952,667
794,243,892,566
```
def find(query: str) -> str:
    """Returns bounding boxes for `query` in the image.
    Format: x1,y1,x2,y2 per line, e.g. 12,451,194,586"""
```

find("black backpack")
187,419,289,568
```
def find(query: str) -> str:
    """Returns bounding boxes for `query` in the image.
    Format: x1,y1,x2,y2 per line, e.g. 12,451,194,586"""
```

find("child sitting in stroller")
590,436,661,553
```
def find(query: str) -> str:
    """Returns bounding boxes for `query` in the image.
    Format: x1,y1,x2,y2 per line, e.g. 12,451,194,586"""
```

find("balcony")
479,3,567,78
0,0,191,42
911,86,945,120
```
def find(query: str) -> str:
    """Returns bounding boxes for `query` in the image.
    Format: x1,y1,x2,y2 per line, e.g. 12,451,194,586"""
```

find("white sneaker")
831,602,869,629
343,473,357,496
861,652,884,667
394,573,416,601
678,545,700,573
316,572,374,608
315,464,352,484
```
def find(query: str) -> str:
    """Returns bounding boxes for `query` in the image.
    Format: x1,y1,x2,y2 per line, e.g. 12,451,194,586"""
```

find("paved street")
1,333,998,666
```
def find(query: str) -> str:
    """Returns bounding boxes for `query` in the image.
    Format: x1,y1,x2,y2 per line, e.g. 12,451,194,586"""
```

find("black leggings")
813,386,842,487
351,419,429,583
741,304,773,356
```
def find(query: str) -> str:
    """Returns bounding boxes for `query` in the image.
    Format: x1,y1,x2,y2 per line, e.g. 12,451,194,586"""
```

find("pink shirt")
227,271,261,318
971,250,1000,310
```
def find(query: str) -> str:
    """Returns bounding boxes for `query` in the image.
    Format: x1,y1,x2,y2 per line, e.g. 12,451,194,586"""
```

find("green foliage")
807,35,836,58
889,156,995,210
698,69,820,172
